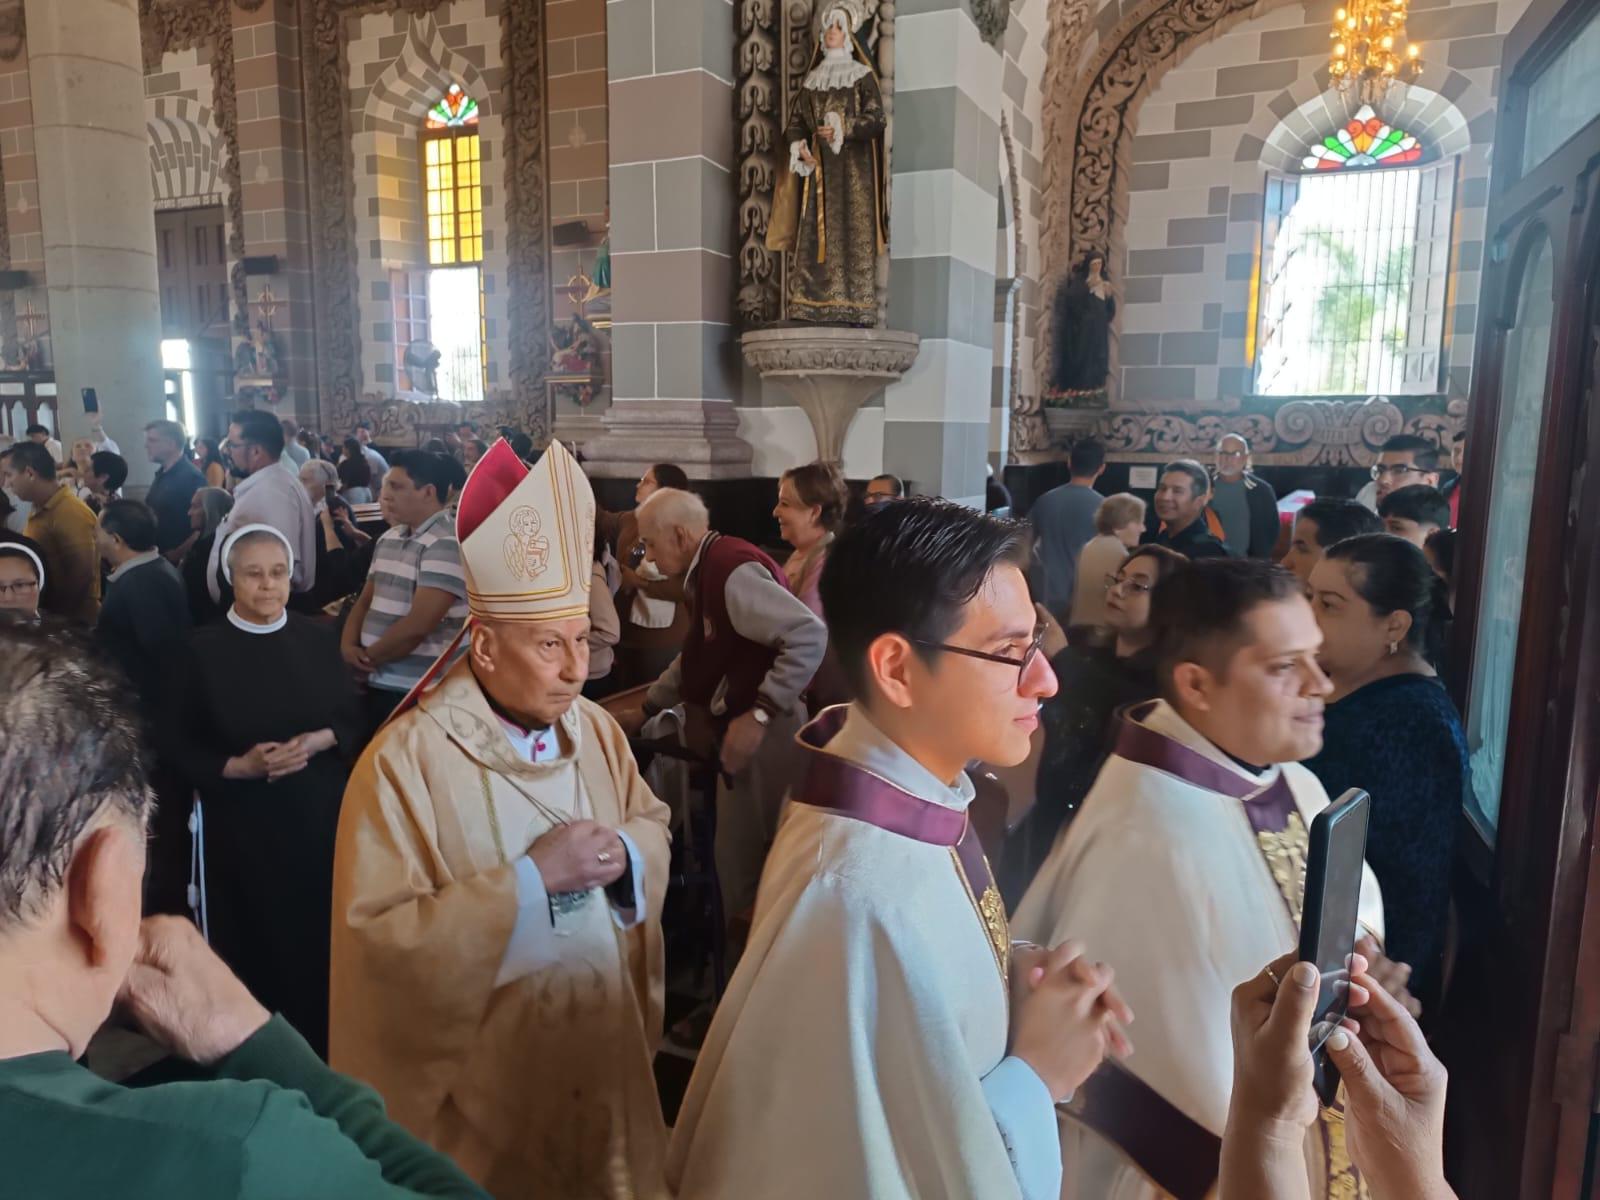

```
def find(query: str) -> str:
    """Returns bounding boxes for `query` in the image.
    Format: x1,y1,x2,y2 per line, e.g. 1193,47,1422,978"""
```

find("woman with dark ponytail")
1304,533,1466,1007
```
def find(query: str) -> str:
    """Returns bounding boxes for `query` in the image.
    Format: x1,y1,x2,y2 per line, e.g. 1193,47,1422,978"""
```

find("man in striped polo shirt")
341,450,468,734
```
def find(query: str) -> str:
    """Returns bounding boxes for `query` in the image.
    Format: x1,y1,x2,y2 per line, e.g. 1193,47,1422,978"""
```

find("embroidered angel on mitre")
766,1,887,327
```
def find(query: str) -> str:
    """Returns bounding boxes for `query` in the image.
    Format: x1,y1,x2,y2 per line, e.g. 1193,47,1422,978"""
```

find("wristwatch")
751,707,772,728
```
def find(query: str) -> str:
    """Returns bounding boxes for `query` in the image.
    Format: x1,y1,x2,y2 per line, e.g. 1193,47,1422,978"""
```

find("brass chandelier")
1328,0,1422,106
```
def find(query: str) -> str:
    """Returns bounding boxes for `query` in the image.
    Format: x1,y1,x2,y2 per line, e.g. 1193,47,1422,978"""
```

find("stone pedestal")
26,0,165,490
741,327,920,465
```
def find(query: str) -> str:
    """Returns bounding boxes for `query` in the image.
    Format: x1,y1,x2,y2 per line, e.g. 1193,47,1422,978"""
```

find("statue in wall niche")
1051,251,1117,399
766,1,886,327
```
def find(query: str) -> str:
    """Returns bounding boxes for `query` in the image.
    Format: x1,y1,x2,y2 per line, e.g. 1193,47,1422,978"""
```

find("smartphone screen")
81,387,99,415
1299,790,1370,1057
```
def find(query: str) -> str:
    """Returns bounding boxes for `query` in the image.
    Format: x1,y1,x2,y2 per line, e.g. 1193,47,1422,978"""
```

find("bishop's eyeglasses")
909,625,1046,682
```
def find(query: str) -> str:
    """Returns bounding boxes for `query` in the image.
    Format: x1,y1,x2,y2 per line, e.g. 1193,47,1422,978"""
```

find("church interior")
2,0,1600,1195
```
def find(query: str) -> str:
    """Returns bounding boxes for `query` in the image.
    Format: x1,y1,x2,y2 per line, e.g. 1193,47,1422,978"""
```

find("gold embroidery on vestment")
1255,809,1310,927
951,847,1010,991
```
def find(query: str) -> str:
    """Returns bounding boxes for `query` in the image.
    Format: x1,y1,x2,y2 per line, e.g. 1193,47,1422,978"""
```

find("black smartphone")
81,387,99,414
1298,787,1371,1106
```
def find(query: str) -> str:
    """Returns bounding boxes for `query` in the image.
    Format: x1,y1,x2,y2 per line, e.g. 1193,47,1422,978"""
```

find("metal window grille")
1256,159,1454,396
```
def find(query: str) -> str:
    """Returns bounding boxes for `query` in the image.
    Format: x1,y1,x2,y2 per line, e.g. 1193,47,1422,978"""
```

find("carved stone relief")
1001,115,1044,462
736,0,780,324
1077,394,1466,467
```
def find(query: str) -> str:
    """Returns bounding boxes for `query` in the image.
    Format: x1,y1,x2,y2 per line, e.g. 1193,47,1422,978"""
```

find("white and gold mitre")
456,437,595,623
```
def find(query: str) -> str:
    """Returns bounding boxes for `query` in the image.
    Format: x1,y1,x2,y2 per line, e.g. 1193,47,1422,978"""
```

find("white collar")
495,714,564,764
227,606,288,635
823,703,976,813
685,530,716,587
803,45,872,91
107,550,159,583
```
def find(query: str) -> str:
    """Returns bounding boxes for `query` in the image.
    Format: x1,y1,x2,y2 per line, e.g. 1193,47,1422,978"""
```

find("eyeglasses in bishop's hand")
909,625,1046,682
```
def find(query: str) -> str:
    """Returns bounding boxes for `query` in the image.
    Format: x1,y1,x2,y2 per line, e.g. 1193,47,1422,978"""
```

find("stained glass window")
426,83,479,129
418,86,487,401
423,120,482,265
1302,105,1423,171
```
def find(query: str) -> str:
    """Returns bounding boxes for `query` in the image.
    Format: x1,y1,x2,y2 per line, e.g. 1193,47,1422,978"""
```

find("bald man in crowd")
617,488,828,932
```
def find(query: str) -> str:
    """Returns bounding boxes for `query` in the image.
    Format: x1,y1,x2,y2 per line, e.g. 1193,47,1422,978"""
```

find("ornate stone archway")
1034,0,1302,394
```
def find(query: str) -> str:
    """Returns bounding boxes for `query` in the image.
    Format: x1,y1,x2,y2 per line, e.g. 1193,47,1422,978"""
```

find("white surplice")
1013,700,1384,1200
666,704,1060,1200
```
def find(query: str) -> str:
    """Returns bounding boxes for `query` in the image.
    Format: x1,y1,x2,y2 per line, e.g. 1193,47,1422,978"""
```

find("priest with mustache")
329,440,672,1199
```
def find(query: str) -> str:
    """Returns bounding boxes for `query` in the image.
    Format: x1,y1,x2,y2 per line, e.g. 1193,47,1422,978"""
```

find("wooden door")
154,205,229,339
1439,0,1600,1195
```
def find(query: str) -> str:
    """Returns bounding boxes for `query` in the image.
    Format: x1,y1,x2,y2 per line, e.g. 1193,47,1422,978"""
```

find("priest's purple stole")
791,707,1009,985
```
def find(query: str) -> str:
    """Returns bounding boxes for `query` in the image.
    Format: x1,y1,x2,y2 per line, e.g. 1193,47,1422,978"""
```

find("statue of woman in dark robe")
1051,251,1117,395
779,4,886,326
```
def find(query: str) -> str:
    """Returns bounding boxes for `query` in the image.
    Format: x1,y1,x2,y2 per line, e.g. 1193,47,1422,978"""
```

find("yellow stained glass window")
422,108,483,267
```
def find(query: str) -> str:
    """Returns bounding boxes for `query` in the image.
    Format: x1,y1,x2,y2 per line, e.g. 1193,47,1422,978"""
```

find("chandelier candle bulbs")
1329,0,1423,106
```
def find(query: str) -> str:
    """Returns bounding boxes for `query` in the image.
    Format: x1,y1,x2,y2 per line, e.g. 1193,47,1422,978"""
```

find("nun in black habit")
162,523,363,1057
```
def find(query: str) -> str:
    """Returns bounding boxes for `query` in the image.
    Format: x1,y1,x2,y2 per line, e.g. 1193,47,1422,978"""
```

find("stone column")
581,0,752,479
24,0,165,489
232,0,316,424
879,0,1002,506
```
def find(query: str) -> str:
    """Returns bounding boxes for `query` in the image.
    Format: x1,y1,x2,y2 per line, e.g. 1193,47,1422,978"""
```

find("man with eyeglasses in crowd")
669,498,1132,1200
1356,434,1441,512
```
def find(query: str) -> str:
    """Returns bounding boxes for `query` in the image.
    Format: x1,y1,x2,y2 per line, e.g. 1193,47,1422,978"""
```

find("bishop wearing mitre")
330,439,672,1199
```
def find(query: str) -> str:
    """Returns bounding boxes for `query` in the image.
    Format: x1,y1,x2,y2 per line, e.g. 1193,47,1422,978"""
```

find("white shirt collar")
107,550,160,583
822,703,976,813
684,530,716,588
496,714,563,763
227,606,288,635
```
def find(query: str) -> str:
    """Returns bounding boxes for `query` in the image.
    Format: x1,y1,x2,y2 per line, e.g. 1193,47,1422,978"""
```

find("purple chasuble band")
1112,701,1297,836
792,707,999,912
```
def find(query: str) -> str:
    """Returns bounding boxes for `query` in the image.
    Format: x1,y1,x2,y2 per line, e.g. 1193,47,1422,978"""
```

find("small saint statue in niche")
767,2,886,327
1051,251,1117,399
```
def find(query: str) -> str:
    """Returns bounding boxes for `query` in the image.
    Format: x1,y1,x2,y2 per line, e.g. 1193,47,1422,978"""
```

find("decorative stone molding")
500,1,550,435
139,0,221,72
1071,394,1466,467
736,0,781,324
1031,0,1093,414
0,1,23,62
302,0,550,438
741,325,919,463
968,0,1009,45
1002,114,1046,462
583,399,758,480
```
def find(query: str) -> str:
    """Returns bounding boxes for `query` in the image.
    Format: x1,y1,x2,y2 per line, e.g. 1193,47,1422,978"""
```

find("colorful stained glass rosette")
426,84,480,130
1302,105,1421,170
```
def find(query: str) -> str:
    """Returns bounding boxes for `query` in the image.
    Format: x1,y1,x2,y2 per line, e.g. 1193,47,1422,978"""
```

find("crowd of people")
0,411,1469,1200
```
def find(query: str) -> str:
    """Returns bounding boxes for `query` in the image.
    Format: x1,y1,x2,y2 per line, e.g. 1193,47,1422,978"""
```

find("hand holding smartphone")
1297,788,1371,1106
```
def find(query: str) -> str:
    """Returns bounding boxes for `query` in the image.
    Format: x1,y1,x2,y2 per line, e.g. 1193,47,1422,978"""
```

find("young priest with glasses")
668,499,1132,1200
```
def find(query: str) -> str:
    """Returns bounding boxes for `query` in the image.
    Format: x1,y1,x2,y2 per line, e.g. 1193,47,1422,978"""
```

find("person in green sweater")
0,622,486,1200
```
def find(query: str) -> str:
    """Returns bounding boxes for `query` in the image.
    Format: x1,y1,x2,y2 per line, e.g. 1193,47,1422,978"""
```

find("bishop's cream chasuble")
330,660,672,1199
1014,700,1385,1200
667,704,1062,1200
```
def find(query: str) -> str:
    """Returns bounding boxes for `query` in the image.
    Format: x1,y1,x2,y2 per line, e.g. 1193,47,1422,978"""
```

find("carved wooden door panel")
154,204,228,339
1439,0,1600,1195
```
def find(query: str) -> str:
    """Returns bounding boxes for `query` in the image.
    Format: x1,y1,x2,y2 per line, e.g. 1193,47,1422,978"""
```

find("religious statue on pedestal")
767,2,886,327
1051,251,1117,400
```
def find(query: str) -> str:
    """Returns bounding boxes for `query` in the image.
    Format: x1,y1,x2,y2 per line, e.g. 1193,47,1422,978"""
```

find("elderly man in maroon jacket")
620,487,827,926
